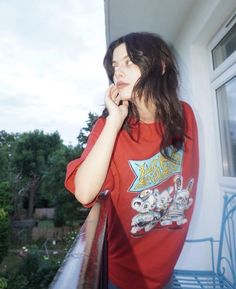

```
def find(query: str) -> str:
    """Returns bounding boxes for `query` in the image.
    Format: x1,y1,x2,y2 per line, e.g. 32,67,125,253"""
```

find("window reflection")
212,23,236,69
216,76,236,177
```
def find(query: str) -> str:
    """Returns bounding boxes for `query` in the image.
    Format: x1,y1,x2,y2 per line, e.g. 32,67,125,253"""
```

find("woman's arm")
74,84,128,204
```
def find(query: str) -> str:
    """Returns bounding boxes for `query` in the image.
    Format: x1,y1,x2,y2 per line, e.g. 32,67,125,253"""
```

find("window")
210,10,236,183
216,76,236,177
212,22,236,69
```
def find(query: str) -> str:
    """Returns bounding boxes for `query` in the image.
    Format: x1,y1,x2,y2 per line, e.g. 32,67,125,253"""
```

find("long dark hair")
103,32,185,159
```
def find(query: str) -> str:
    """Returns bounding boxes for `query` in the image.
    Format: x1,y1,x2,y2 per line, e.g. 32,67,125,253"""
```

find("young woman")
65,32,199,289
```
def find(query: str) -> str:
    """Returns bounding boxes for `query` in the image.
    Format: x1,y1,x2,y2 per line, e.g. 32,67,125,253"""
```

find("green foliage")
6,274,28,289
0,277,8,289
12,130,64,217
31,259,59,289
0,213,10,263
0,113,94,221
0,182,12,215
0,112,96,286
14,130,62,177
39,145,82,207
64,230,79,251
0,131,18,182
77,112,98,147
39,143,85,226
4,246,60,289
54,190,88,227
0,182,12,263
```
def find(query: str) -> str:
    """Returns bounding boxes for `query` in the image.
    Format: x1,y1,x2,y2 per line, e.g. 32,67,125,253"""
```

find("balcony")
49,202,107,289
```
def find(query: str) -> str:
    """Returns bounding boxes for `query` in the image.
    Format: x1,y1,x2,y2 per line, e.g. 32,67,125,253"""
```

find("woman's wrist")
106,115,124,134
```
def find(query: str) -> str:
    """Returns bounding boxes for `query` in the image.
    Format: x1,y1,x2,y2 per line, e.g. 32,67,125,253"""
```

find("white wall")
174,0,236,269
104,0,236,271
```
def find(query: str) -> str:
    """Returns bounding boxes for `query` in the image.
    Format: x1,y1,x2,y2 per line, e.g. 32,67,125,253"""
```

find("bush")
3,245,61,289
0,277,8,289
0,209,10,263
6,274,28,289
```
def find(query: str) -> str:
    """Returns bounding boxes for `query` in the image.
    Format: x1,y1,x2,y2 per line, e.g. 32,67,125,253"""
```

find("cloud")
0,0,107,145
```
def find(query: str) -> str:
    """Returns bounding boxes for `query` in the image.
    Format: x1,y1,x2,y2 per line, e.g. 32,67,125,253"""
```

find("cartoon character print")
131,189,161,234
154,187,173,212
160,175,194,226
130,175,194,236
131,187,173,235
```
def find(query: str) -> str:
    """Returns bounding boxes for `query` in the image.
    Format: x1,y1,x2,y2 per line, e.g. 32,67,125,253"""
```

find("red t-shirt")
65,101,199,289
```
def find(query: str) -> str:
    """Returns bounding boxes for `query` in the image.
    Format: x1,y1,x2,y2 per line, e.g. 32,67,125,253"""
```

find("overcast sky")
0,0,108,146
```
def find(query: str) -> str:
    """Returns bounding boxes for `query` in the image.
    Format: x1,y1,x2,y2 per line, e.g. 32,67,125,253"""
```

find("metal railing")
50,193,236,289
49,202,107,289
174,192,236,289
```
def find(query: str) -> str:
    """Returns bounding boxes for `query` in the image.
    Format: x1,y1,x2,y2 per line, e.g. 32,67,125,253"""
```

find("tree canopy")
77,112,98,148
0,111,97,225
0,112,98,287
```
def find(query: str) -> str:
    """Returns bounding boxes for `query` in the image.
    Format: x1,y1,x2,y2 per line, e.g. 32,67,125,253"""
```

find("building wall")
174,0,236,269
104,0,236,271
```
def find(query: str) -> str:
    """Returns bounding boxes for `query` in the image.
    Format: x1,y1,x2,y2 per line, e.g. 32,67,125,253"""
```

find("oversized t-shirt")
65,101,199,289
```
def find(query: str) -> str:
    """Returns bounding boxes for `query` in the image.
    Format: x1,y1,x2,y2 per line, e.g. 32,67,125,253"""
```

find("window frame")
208,11,236,79
209,10,236,188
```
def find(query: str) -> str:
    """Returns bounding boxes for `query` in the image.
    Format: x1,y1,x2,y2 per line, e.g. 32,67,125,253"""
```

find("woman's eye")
112,59,133,70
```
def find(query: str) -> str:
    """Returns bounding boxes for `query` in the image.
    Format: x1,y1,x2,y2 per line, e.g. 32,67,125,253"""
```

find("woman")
65,32,199,289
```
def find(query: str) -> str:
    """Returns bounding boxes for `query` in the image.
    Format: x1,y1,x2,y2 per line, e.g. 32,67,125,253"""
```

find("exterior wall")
174,0,236,269
104,0,236,271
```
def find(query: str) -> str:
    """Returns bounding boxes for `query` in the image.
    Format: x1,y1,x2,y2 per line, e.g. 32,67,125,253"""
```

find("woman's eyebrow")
112,55,130,65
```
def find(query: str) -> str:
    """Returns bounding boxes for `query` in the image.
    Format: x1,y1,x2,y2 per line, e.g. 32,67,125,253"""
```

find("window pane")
212,23,236,69
216,76,236,177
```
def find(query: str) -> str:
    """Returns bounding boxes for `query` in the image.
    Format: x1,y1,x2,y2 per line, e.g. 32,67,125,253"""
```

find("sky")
0,0,108,146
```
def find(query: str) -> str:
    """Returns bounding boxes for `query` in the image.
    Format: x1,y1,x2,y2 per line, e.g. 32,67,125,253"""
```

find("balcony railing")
49,202,107,289
49,192,236,289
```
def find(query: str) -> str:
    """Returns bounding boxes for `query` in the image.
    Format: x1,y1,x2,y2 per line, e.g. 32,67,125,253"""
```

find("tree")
39,144,82,207
77,112,98,148
13,130,63,218
0,181,12,263
5,245,60,289
0,130,18,182
0,210,10,263
41,144,87,226
48,111,99,226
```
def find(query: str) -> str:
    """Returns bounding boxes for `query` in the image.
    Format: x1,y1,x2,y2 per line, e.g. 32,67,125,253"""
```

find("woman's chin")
119,92,132,101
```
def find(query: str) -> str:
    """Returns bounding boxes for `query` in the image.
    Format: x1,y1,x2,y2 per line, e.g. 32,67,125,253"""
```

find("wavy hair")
103,32,185,160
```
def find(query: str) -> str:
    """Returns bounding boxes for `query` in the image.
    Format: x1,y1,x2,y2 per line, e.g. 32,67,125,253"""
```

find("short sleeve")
64,117,115,207
182,101,199,160
181,101,199,196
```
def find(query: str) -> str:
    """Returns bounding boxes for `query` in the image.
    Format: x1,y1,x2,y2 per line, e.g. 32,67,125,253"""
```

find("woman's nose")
114,66,125,78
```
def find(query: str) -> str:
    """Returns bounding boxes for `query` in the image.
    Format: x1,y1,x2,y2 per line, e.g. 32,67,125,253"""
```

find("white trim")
210,51,236,81
211,63,236,189
209,8,236,189
208,10,236,51
208,9,236,81
212,63,236,89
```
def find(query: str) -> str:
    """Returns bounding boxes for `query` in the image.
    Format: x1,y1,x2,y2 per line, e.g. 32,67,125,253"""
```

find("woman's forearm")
75,84,129,205
74,119,119,204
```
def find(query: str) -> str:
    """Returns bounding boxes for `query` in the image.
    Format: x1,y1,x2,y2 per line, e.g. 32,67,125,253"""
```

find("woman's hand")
105,84,129,131
75,84,128,205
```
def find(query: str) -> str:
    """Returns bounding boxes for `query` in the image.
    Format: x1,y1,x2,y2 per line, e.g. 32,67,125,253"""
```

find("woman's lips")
116,82,129,89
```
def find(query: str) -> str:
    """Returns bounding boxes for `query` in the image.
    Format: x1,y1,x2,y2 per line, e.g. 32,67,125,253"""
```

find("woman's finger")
109,85,119,101
114,94,121,105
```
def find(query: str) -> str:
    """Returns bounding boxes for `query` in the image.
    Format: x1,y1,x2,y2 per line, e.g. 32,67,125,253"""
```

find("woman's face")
112,43,141,101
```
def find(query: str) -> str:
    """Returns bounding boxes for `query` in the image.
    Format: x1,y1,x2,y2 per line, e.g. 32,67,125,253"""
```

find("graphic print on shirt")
128,146,183,192
129,148,194,236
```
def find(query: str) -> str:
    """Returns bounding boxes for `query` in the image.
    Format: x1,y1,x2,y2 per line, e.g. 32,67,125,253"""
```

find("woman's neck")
136,99,156,123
